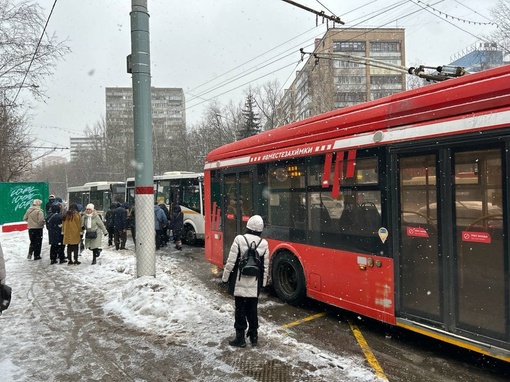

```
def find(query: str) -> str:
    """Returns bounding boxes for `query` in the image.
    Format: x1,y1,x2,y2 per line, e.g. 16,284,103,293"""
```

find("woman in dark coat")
46,204,66,264
171,205,184,250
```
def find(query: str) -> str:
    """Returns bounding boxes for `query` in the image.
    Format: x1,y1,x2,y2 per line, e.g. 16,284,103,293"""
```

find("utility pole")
128,0,155,278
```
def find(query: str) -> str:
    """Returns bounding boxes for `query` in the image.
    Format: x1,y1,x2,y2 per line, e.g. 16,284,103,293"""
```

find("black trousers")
155,229,165,249
234,296,259,332
28,229,43,258
107,227,114,244
67,244,79,261
114,230,127,248
50,244,65,261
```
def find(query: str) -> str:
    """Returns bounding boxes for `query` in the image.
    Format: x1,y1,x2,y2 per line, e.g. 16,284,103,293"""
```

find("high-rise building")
70,136,100,162
105,87,185,139
280,28,406,124
105,87,186,175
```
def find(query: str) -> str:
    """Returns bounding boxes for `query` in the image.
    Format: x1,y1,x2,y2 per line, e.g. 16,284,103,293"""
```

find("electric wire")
12,0,58,106
185,1,424,111
192,0,498,109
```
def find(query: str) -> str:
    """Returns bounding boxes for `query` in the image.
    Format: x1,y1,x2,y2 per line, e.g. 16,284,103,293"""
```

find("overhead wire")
186,24,324,104
185,0,420,111
12,0,58,106
188,0,499,111
185,1,392,112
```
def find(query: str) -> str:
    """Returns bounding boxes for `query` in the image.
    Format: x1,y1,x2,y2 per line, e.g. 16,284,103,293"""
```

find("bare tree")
0,0,69,181
489,0,510,54
0,0,70,105
0,105,34,181
252,79,283,131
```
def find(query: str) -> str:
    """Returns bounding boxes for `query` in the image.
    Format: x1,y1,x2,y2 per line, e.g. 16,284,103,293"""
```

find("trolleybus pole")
128,0,155,277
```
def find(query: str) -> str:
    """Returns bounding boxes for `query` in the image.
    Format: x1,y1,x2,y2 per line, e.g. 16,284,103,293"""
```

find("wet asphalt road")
181,244,510,382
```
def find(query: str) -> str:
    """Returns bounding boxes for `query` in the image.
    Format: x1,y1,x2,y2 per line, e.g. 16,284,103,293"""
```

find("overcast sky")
30,0,499,161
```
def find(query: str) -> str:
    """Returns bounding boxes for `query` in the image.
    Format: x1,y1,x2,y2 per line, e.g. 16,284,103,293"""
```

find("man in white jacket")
222,215,269,347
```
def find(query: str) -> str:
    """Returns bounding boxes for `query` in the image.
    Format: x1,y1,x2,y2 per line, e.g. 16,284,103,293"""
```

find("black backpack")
0,284,12,314
238,236,262,280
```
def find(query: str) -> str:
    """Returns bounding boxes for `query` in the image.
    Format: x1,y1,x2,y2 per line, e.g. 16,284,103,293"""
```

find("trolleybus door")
222,170,254,263
397,154,442,323
397,147,508,344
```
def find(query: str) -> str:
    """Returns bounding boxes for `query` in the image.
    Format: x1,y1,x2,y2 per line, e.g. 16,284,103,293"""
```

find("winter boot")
96,248,102,257
229,330,246,348
247,330,258,346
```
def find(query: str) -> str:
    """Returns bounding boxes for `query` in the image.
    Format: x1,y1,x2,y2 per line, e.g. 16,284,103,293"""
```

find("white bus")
67,181,126,218
126,171,204,245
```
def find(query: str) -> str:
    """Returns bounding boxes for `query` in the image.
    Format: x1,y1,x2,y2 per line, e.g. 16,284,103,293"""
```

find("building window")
335,76,363,85
370,42,401,52
371,90,398,100
336,92,366,103
370,75,402,85
333,41,366,52
334,60,363,68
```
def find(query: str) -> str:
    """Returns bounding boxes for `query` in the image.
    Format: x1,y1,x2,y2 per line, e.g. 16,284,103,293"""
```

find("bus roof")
68,181,124,191
126,172,204,183
206,65,510,163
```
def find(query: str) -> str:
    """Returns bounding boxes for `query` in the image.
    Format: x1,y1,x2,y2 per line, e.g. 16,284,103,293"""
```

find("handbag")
85,230,97,239
0,284,12,313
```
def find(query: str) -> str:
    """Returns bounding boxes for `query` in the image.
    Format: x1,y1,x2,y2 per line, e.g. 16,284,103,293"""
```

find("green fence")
0,182,49,225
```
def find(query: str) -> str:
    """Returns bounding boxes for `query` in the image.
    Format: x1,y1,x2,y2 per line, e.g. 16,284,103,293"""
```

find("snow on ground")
0,228,381,381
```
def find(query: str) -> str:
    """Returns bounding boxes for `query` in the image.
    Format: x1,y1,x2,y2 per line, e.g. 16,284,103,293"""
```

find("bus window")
181,179,202,213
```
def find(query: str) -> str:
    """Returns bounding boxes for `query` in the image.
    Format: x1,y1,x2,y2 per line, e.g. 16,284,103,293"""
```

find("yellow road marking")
282,311,328,329
349,321,389,381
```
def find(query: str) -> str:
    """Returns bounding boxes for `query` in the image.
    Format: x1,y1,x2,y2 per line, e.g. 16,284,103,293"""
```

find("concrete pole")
130,0,155,277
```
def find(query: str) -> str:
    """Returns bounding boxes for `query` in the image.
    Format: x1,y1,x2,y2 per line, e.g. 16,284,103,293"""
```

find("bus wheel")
271,252,306,305
183,224,196,246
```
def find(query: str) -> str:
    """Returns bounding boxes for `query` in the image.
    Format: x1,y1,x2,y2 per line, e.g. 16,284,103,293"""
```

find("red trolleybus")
204,65,510,361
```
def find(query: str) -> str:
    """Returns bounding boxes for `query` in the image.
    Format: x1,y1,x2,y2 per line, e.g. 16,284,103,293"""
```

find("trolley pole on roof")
128,0,155,278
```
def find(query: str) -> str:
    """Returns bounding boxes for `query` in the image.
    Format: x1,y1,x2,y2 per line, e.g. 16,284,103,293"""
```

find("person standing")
222,215,269,347
128,203,136,245
46,204,66,264
45,194,56,215
104,203,116,246
62,204,82,265
82,204,108,265
23,199,45,260
171,205,184,251
112,202,128,250
158,203,171,246
154,203,168,250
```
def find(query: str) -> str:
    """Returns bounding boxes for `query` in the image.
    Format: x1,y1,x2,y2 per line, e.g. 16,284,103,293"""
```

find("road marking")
349,321,389,381
282,311,328,329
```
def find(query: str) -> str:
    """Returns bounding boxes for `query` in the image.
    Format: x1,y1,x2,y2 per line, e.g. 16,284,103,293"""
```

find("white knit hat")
86,203,95,210
246,215,264,232
32,199,42,206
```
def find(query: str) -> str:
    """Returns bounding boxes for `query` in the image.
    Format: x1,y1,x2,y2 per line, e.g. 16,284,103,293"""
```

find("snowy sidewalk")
0,229,377,381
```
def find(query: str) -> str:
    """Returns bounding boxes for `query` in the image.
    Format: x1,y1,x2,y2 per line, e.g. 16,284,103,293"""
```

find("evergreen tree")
238,93,261,140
